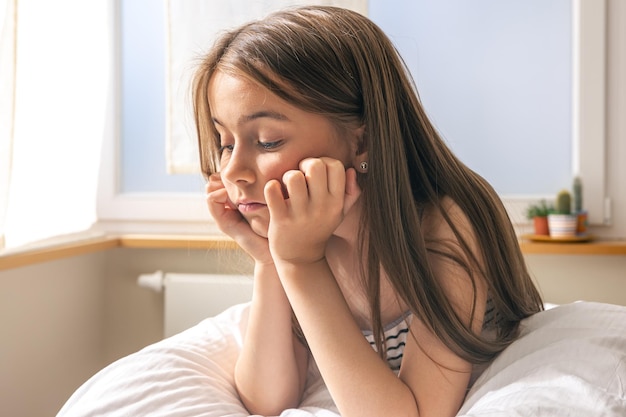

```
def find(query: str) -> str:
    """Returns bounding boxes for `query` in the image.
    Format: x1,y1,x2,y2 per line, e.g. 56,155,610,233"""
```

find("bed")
57,301,626,416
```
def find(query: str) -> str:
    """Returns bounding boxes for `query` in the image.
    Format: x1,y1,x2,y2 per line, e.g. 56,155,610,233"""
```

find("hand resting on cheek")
206,173,274,265
207,158,360,266
264,157,361,266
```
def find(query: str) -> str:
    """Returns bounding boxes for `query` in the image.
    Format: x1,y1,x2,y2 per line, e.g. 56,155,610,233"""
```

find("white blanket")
57,301,626,416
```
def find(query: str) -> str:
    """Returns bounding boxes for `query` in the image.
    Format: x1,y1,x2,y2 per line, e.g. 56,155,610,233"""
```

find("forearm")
275,259,420,417
234,262,308,415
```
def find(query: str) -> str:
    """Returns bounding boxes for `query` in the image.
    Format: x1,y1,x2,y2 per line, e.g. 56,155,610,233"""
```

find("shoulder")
421,196,478,249
399,198,488,415
420,196,488,326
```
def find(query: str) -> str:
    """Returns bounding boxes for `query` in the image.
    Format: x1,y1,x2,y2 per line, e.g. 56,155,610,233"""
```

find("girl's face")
207,70,361,237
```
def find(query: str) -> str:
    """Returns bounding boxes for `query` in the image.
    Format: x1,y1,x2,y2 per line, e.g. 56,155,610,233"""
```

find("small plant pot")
576,210,588,234
547,214,578,238
533,216,550,235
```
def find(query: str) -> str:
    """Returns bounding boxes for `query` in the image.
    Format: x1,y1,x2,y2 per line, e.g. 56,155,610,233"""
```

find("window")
97,0,608,235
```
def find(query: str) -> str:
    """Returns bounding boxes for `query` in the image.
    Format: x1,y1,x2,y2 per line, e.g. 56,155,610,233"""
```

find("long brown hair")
192,6,543,364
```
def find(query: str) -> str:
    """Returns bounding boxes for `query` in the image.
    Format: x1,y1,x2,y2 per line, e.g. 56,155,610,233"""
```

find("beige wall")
0,247,253,417
101,247,253,363
602,0,626,240
1,247,624,417
0,252,107,417
526,255,626,306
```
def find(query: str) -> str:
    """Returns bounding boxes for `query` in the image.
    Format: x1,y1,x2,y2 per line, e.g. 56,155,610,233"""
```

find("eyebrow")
212,110,290,127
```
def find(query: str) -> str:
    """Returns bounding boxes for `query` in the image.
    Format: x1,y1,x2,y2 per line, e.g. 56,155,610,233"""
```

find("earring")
359,161,368,171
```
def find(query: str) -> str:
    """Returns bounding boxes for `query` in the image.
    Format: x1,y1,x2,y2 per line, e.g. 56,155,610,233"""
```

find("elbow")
234,368,302,416
237,388,301,417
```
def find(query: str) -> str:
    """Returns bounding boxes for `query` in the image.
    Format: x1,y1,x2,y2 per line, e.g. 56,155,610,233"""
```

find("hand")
206,174,273,265
264,157,361,265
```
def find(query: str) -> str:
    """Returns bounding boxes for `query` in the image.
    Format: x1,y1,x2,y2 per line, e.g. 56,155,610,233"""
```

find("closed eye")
258,140,283,150
219,144,234,154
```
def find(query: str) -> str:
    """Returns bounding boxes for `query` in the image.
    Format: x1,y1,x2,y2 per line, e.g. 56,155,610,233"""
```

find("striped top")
362,298,501,373
362,312,412,372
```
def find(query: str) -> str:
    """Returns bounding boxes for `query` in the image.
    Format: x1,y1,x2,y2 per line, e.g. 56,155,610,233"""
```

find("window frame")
95,0,214,234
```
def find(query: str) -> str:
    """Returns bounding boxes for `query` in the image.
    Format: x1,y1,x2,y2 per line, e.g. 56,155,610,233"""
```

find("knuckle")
301,157,324,172
282,170,302,183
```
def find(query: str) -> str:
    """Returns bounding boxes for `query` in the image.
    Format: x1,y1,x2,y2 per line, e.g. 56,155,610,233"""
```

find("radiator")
138,271,253,337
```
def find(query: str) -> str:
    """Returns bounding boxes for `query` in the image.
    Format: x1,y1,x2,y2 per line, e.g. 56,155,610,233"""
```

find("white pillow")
459,301,626,416
57,301,626,417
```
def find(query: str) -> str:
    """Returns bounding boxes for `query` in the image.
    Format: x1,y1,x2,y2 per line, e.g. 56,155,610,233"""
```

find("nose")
220,146,256,186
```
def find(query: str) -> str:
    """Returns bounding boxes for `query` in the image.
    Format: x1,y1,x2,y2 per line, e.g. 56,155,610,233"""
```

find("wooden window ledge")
1,234,625,271
519,238,626,255
0,234,238,271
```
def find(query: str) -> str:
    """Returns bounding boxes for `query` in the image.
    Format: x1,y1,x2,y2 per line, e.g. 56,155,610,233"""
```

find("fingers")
206,173,223,193
278,158,360,213
206,173,236,217
206,186,231,219
298,157,346,197
264,179,288,218
323,158,347,198
266,157,362,225
301,158,356,215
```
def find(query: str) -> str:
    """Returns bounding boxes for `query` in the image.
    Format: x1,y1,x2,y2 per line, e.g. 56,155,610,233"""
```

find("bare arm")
265,160,487,417
399,197,489,417
276,259,422,417
275,223,487,416
234,262,309,416
206,175,308,416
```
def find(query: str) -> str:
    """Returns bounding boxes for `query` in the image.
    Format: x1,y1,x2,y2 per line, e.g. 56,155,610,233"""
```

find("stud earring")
359,161,368,171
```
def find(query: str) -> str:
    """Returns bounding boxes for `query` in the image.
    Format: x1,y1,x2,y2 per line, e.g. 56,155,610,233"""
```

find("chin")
249,220,269,239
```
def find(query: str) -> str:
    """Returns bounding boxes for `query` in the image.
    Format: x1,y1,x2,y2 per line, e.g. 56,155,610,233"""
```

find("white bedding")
57,301,626,417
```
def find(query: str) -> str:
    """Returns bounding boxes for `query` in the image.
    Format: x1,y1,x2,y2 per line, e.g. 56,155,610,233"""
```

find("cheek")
258,155,300,183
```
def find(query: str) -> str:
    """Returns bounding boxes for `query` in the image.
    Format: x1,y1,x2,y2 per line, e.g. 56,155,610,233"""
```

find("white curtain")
0,0,16,249
1,0,111,249
165,0,368,174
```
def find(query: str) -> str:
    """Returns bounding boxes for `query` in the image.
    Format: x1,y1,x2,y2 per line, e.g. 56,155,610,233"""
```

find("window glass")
121,0,571,195
370,0,572,194
120,0,203,193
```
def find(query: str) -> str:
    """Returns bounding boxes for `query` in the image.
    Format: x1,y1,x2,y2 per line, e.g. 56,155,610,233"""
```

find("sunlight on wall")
3,0,110,248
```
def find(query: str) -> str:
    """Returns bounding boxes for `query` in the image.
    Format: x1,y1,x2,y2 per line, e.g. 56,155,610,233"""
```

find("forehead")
206,69,349,138
209,70,263,102
208,70,287,116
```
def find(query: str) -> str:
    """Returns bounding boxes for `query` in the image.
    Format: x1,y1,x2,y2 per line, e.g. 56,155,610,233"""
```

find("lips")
236,201,267,213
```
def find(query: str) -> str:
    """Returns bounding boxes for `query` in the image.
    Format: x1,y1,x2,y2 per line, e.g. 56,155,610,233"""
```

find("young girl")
193,6,543,417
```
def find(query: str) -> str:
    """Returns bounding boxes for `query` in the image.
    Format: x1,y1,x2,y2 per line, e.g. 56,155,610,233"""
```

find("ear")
351,125,368,171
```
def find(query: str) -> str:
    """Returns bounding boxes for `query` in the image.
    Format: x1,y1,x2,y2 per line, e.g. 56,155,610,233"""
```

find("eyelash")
219,140,283,154
218,144,233,154
258,140,282,150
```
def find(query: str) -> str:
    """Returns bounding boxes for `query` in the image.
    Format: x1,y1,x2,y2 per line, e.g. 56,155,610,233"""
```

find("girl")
193,6,543,417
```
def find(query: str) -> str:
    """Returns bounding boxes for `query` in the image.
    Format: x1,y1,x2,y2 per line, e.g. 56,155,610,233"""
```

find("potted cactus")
547,190,578,237
572,176,587,234
525,200,552,235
